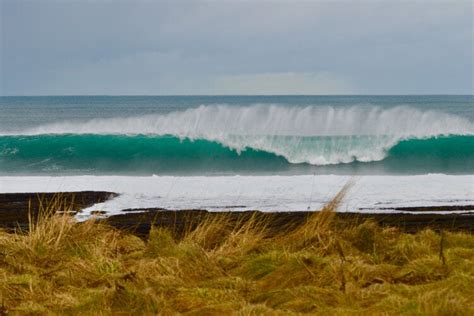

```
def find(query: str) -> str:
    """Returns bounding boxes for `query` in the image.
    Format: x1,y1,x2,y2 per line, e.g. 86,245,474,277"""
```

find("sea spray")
15,104,474,137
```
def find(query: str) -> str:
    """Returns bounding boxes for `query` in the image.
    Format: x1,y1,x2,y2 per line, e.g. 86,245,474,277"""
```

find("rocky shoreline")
104,208,474,237
0,191,117,230
0,191,473,235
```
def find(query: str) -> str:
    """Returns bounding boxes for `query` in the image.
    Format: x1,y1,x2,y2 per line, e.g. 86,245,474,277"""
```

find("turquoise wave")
0,134,473,175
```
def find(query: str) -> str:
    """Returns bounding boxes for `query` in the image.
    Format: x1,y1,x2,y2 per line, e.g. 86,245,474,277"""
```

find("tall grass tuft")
0,187,473,314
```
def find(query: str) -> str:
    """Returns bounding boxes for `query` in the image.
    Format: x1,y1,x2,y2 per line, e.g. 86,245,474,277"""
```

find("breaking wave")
1,105,473,174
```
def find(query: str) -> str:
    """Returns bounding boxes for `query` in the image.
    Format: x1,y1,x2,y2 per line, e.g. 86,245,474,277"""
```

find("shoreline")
0,191,116,230
1,191,473,235
2,174,473,217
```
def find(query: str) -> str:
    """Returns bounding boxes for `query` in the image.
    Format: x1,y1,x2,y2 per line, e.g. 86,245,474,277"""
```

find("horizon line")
1,94,473,97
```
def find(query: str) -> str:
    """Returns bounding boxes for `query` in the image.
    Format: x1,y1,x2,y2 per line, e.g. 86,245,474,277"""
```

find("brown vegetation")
0,189,473,315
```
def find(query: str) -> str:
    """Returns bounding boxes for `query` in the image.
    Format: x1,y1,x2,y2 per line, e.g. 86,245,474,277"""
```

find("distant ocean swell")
1,134,473,174
1,104,473,174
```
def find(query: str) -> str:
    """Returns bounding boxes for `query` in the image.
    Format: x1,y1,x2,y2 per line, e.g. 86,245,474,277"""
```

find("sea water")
1,95,473,215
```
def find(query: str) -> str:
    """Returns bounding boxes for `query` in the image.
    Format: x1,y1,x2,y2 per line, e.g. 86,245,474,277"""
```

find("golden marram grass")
0,187,473,315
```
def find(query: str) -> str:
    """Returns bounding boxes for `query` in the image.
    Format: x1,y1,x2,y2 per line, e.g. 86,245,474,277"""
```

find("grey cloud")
1,0,472,95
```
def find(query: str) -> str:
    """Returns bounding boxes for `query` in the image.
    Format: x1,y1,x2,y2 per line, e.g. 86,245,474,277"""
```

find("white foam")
1,174,472,220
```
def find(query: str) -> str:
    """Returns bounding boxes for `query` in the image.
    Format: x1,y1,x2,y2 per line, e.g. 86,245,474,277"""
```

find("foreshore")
1,191,473,235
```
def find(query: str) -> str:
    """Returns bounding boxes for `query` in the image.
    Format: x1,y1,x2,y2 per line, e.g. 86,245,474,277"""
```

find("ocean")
1,95,473,217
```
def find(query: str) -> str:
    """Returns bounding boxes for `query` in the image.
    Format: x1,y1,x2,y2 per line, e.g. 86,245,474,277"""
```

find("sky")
1,0,472,95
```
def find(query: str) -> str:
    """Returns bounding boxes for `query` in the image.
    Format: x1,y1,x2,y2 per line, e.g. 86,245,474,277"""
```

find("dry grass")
0,188,473,315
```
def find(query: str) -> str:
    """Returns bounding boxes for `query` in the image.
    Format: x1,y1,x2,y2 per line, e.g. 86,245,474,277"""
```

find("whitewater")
1,174,473,220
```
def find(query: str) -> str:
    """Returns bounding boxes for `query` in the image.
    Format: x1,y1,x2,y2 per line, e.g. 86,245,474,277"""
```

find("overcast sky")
1,0,472,95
